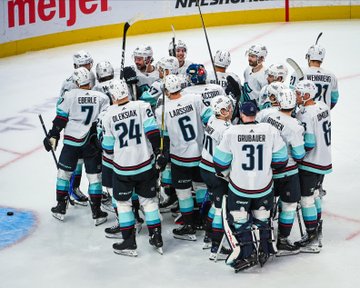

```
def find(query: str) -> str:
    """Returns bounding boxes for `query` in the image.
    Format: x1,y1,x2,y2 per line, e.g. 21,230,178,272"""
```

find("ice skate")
276,235,300,257
173,224,197,241
209,243,231,261
104,223,122,239
113,233,137,257
70,187,88,206
90,198,108,226
149,227,164,255
232,252,258,273
294,229,321,253
51,198,68,221
202,233,212,249
159,193,178,213
101,192,115,213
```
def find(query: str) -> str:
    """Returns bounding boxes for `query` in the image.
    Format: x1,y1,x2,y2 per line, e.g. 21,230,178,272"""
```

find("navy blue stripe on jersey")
113,156,153,171
273,164,298,175
300,161,332,171
102,155,113,165
230,178,273,195
170,154,201,163
64,134,88,143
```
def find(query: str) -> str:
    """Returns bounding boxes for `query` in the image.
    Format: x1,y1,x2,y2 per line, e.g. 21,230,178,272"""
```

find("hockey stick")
315,32,323,45
170,24,176,57
120,13,143,80
296,203,305,237
132,84,137,101
39,114,58,167
195,0,218,84
286,58,304,81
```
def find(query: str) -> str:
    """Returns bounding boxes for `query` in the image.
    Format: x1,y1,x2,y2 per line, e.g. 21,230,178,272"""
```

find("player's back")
207,71,241,90
182,83,226,107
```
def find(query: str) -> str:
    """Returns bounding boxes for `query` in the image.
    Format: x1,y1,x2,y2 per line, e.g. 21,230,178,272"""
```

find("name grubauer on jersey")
182,83,226,107
155,92,212,167
199,114,232,173
296,101,332,174
56,88,110,146
261,110,306,178
290,67,339,109
214,123,288,198
101,101,159,176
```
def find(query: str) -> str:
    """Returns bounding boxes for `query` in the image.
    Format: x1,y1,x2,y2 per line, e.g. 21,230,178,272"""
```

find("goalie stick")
120,13,143,80
195,0,218,84
286,58,304,81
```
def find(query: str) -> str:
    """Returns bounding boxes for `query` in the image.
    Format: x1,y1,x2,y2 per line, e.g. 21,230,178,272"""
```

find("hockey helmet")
186,63,207,85
214,50,231,68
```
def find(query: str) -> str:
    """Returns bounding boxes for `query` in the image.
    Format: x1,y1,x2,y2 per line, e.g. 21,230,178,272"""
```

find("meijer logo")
8,0,109,28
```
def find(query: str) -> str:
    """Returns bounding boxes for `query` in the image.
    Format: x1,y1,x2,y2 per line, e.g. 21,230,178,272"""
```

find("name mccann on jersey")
267,117,284,131
238,134,266,142
306,75,332,83
78,97,97,104
112,110,137,122
317,110,329,121
169,104,194,118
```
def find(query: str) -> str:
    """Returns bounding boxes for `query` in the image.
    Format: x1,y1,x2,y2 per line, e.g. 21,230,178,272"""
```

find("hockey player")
213,101,288,272
290,43,339,110
199,95,233,260
258,63,288,110
155,74,212,241
242,44,268,106
169,39,193,76
294,80,331,253
182,64,227,107
58,50,97,206
259,89,306,256
93,60,115,95
101,79,163,256
43,67,110,225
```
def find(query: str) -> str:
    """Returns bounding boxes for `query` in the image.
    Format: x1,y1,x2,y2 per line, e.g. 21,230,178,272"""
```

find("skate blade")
154,247,164,255
105,233,123,239
275,250,300,257
52,213,65,221
203,242,212,250
173,234,197,241
114,249,138,257
135,222,143,234
300,245,321,253
209,252,228,261
234,262,257,273
101,204,115,213
73,200,88,206
94,217,107,226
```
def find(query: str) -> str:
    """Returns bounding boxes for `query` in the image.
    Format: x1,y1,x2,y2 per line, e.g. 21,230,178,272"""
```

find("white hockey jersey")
207,71,242,91
182,83,226,107
177,59,193,75
296,101,332,174
290,66,339,109
243,66,268,104
214,122,288,198
199,115,232,173
260,110,306,178
133,65,159,95
155,93,213,167
92,79,113,104
255,106,279,123
140,79,163,108
56,88,110,147
59,71,96,97
101,100,159,176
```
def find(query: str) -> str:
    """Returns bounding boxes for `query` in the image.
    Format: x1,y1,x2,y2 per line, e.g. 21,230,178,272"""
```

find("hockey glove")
43,128,60,152
156,154,168,172
123,66,138,85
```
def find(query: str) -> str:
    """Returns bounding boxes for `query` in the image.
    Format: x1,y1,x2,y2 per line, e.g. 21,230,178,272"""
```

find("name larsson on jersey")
112,110,137,122
169,104,194,118
238,134,266,142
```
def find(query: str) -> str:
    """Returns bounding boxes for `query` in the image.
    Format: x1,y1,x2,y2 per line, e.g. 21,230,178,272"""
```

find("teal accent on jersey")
113,161,154,176
102,135,115,151
88,183,102,195
56,107,69,118
63,139,86,147
208,206,215,220
163,130,169,137
118,211,135,228
199,162,216,173
213,147,233,168
291,145,306,160
212,214,223,229
131,193,139,201
301,206,317,222
143,118,158,134
201,107,214,125
56,178,70,192
179,197,194,213
102,160,113,169
229,183,272,199
140,91,158,107
161,167,172,185
259,102,271,110
331,90,339,105
298,165,332,175
242,82,252,102
273,168,298,179
170,158,200,167
304,133,316,149
279,211,295,224
195,189,207,205
272,146,288,163
144,210,161,226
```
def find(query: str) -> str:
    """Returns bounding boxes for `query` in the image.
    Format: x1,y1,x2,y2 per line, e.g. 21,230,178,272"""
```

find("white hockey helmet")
211,95,233,115
214,50,231,68
266,63,288,81
156,56,179,75
169,39,188,56
73,50,93,67
72,67,91,86
306,44,326,62
295,80,317,99
246,44,268,59
164,74,182,94
107,79,129,101
277,88,296,109
133,45,153,60
96,61,114,81
268,82,286,99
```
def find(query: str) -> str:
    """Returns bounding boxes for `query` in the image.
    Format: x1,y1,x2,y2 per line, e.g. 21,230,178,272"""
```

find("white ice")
0,19,360,288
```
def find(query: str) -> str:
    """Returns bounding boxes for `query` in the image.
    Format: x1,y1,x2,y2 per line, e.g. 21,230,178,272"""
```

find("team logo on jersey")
249,129,254,133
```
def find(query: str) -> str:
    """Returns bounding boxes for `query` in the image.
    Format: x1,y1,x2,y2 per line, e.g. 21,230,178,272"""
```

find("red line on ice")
0,145,43,170
0,147,22,155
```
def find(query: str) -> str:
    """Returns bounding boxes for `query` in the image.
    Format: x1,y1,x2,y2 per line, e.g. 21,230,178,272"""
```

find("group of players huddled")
43,36,338,272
